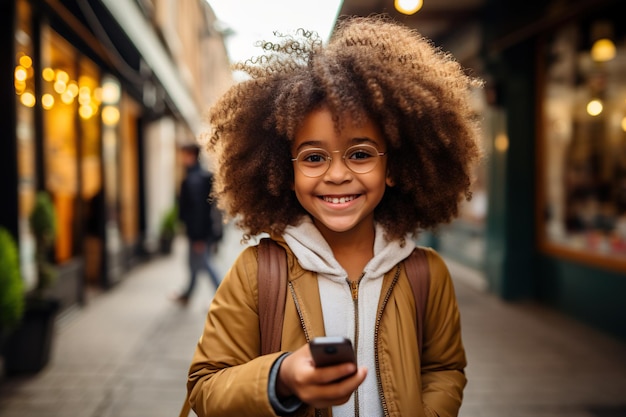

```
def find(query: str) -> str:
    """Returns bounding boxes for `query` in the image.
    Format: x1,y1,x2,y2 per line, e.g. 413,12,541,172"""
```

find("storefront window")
541,14,626,266
41,27,78,263
80,58,103,283
41,27,103,264
80,57,102,202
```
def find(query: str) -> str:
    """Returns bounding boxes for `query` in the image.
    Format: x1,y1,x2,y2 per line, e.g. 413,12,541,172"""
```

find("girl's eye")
347,148,375,160
302,151,328,164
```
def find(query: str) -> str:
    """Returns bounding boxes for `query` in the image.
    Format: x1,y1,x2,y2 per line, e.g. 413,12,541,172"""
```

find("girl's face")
292,107,392,241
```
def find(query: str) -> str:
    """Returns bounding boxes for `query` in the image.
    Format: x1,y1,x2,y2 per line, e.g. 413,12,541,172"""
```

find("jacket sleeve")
420,249,467,417
187,246,285,416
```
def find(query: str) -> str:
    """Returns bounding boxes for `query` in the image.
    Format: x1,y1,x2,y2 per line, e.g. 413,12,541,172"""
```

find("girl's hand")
275,343,368,408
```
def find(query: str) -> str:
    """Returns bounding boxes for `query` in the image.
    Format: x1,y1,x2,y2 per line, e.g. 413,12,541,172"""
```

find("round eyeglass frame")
291,144,387,178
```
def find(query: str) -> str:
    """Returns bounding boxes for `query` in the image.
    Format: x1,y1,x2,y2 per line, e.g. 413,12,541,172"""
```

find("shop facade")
477,0,626,339
0,0,232,314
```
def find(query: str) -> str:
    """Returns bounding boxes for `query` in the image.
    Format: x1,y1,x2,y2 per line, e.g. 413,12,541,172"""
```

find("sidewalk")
449,259,626,417
1,223,625,417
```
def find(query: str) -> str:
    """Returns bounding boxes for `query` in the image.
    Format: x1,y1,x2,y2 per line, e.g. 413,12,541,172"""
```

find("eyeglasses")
291,144,387,178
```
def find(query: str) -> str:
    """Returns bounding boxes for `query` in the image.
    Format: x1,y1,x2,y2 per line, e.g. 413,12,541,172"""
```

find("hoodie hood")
283,216,415,282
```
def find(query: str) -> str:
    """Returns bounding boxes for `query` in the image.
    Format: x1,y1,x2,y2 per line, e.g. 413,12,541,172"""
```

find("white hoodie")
283,216,415,417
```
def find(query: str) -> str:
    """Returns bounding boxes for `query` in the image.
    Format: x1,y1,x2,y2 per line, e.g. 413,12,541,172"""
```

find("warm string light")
14,52,32,101
586,99,603,116
14,54,102,119
101,77,121,126
494,133,509,152
591,38,616,62
395,0,423,15
101,106,120,126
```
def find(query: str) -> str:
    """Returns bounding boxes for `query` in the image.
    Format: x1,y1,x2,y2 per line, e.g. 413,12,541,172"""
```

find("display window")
79,57,103,202
540,13,626,269
41,26,79,263
80,58,104,283
41,26,103,263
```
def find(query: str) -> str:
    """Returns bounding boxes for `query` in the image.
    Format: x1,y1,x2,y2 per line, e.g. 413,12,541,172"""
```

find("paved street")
1,222,626,417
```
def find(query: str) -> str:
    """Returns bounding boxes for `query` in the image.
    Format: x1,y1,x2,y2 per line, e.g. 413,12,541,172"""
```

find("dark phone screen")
310,336,356,367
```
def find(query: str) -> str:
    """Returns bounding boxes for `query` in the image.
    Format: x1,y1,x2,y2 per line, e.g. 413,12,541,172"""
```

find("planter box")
159,237,174,255
2,298,60,375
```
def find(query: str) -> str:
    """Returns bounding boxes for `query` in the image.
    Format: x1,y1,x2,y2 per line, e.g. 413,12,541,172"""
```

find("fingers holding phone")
276,336,367,409
310,336,355,366
309,336,360,386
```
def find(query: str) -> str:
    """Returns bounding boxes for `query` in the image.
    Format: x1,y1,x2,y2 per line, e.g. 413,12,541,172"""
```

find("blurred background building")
1,0,233,311
1,0,625,347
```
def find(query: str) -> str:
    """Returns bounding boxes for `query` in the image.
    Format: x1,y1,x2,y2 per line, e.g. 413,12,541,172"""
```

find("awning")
99,0,201,134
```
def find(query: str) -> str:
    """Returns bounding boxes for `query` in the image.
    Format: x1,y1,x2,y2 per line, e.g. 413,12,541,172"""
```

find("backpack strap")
257,238,288,355
179,238,288,417
404,247,431,356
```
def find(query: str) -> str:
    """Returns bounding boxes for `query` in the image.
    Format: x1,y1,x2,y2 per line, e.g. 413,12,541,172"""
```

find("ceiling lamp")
395,0,423,15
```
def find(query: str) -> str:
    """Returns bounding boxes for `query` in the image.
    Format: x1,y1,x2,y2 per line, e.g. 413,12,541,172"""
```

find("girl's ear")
386,174,395,187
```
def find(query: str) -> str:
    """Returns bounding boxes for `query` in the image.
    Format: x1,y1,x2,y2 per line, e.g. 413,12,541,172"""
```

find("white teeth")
324,195,355,204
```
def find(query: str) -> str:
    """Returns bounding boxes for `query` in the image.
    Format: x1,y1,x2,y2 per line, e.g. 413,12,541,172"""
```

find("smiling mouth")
321,195,358,204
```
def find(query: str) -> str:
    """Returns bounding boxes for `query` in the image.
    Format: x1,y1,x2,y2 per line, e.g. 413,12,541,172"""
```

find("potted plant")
159,205,179,254
3,191,60,375
28,191,58,298
0,227,24,350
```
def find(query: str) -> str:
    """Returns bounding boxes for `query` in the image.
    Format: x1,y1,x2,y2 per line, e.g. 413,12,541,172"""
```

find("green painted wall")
484,40,537,301
483,3,626,341
537,256,626,339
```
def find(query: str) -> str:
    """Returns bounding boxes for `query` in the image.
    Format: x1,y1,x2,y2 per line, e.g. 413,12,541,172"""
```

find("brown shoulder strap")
257,238,288,355
404,247,431,355
178,239,288,417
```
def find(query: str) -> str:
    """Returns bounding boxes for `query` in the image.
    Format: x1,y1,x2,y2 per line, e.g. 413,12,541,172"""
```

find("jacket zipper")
289,282,310,342
373,264,401,417
291,282,322,417
348,273,364,417
294,274,367,417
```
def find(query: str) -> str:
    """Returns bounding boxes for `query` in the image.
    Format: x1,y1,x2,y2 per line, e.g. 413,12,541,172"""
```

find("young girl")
186,15,482,417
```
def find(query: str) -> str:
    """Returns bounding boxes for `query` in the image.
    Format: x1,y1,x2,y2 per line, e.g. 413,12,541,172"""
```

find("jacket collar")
281,216,415,281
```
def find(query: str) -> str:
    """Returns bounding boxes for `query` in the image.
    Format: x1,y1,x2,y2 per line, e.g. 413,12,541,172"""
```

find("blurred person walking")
172,143,223,306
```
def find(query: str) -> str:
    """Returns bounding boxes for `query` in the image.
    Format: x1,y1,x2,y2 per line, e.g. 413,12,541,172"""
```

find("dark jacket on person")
179,163,222,243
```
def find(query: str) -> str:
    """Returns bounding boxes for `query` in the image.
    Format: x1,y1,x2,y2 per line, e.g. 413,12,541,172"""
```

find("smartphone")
309,336,356,368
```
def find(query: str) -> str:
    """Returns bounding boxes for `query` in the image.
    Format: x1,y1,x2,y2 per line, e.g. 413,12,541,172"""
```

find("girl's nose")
324,154,352,182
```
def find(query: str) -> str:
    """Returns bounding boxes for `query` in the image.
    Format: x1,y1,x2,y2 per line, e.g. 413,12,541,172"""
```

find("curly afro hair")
203,14,483,242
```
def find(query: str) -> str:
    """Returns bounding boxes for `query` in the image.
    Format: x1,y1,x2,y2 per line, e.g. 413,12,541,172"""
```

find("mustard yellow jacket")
187,239,467,417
